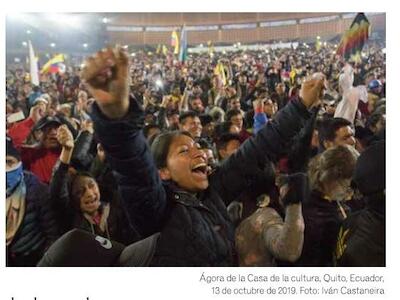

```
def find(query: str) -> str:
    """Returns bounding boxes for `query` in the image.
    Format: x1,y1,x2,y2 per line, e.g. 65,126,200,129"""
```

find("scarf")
6,179,26,246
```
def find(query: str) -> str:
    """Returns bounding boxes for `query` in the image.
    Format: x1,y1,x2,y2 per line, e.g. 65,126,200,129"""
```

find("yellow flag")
162,45,168,56
214,62,227,86
156,44,161,54
171,31,179,55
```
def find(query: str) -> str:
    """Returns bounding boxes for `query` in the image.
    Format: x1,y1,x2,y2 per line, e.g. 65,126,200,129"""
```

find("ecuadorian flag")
337,13,371,60
41,54,65,74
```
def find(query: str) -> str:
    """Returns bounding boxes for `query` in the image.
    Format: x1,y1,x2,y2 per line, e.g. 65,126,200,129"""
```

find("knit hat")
6,137,20,161
352,140,385,195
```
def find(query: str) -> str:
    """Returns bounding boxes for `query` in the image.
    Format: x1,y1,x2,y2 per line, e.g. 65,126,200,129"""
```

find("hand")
80,46,130,119
97,143,106,162
299,74,326,108
29,103,46,123
160,95,172,108
252,98,264,113
280,173,309,207
57,125,74,150
227,201,243,225
80,119,94,134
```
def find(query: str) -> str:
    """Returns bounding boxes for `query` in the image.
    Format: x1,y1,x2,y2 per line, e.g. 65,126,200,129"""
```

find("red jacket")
8,117,61,184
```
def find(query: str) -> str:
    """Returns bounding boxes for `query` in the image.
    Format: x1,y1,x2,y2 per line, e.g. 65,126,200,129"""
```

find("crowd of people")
6,40,385,267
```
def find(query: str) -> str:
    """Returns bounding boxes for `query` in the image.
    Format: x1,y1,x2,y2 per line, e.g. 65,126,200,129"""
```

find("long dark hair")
68,171,97,210
150,131,192,169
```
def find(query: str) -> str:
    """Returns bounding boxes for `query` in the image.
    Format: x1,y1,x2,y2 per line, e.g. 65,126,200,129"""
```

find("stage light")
83,43,88,48
26,30,31,34
102,17,109,24
22,41,28,47
50,43,56,48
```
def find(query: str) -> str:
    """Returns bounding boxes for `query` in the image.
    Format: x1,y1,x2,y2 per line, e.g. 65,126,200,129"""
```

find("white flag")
28,40,39,86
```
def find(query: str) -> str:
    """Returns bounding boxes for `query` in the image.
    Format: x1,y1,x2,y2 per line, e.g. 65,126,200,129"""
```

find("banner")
28,41,39,86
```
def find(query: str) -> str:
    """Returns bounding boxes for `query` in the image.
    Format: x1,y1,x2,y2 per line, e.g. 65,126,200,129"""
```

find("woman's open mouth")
191,162,208,179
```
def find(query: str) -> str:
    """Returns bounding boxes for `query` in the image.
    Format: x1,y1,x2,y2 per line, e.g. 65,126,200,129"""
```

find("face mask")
6,162,23,192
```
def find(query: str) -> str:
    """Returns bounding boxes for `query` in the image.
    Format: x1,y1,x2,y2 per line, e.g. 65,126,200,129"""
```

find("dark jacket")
335,193,385,267
295,190,350,266
50,162,138,245
90,97,311,266
7,171,58,266
70,130,95,171
89,156,117,204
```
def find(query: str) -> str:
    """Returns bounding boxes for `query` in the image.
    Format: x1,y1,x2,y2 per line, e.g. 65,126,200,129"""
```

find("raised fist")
299,73,326,108
80,46,130,119
80,119,94,134
29,103,46,123
57,125,74,150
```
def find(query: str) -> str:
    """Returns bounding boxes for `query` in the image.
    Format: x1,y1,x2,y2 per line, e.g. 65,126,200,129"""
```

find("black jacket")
335,193,385,267
7,172,58,266
90,97,311,266
295,190,350,266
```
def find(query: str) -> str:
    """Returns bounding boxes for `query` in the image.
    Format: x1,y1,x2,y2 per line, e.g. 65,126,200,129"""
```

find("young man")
216,133,241,161
318,117,356,150
178,111,203,140
225,109,252,142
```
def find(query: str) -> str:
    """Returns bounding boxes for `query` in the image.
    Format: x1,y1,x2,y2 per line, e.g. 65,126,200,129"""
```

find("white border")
2,1,398,299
